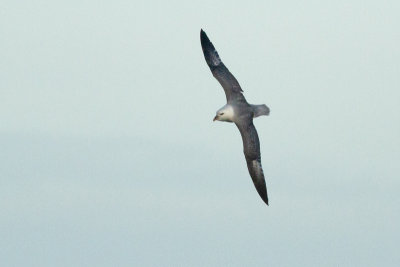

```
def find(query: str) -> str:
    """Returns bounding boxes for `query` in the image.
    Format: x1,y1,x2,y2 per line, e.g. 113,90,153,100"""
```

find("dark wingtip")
255,179,269,206
261,193,269,206
200,30,221,68
254,185,269,206
200,29,210,48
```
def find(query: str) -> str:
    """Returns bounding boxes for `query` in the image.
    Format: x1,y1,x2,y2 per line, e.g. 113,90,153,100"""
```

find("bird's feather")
201,29,269,206
200,30,245,102
235,120,269,205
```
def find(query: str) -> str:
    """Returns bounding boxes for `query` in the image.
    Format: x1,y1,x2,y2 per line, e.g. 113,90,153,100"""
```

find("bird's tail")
252,104,270,118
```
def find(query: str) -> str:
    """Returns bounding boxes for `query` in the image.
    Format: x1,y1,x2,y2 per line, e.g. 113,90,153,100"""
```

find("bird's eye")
220,113,224,115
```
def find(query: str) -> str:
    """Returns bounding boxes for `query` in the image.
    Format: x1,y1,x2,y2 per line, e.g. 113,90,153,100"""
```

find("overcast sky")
1,0,399,266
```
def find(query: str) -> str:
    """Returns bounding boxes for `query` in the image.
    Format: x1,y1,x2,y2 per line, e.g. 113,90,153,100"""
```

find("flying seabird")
200,29,270,205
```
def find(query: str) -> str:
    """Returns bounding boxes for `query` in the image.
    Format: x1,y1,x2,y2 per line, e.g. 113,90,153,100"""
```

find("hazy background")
1,0,399,266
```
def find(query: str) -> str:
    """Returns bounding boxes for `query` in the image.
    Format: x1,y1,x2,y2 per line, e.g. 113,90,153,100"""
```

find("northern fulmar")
200,29,270,205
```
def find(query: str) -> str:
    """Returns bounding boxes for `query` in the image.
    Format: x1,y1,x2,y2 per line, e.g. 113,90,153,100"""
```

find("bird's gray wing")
235,119,269,205
200,29,245,102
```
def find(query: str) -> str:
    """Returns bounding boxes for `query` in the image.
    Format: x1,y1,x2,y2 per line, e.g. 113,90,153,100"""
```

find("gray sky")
1,0,400,266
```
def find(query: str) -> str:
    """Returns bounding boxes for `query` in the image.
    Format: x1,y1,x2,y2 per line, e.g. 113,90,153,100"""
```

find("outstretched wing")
200,29,245,102
235,119,269,205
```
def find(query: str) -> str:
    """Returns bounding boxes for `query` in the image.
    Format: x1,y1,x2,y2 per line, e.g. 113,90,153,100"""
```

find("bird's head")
213,105,234,122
